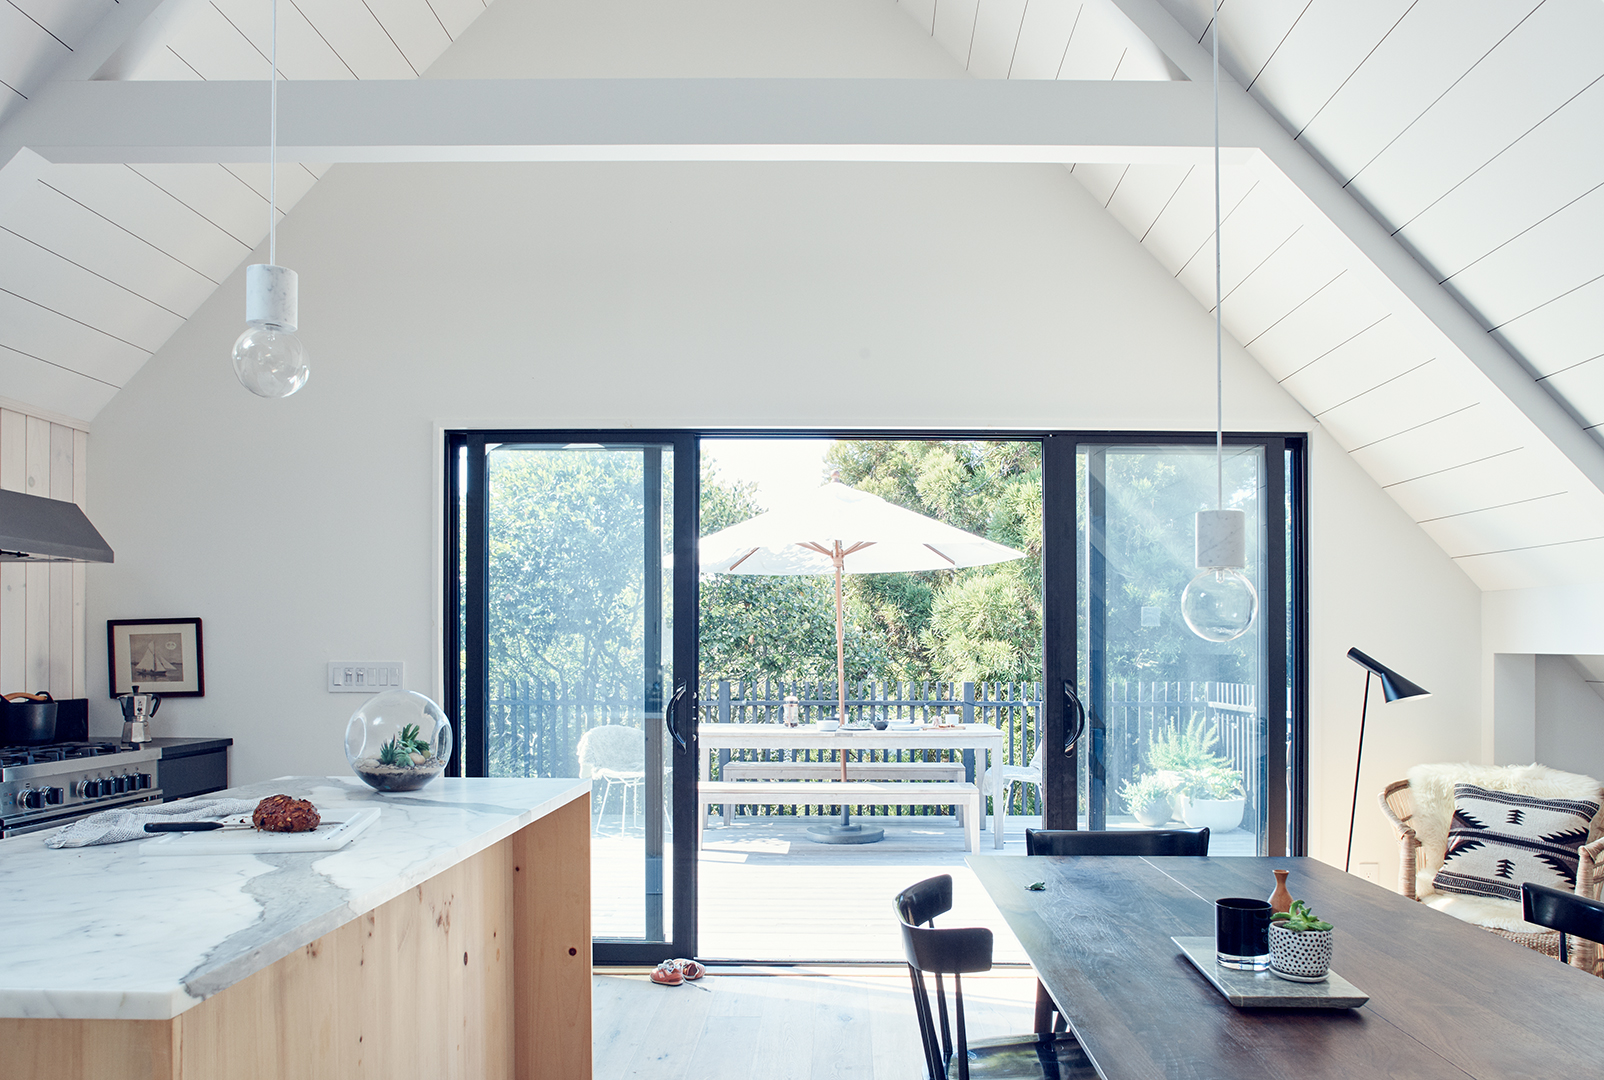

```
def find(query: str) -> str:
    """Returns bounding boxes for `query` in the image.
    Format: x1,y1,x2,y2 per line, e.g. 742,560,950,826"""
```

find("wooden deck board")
590,815,1255,961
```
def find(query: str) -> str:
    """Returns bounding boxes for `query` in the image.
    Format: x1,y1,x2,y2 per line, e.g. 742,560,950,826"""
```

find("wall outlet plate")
1357,862,1380,885
328,662,404,693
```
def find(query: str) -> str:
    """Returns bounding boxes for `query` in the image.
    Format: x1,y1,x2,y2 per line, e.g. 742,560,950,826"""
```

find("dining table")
698,722,1009,847
967,852,1602,1080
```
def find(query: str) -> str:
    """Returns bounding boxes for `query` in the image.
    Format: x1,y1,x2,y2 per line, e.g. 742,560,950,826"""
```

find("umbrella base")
805,822,885,845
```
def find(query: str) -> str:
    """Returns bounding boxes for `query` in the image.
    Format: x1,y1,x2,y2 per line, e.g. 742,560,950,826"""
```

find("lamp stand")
1345,673,1373,874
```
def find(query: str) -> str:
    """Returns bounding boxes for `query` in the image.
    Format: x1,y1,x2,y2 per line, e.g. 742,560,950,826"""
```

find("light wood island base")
1,795,591,1080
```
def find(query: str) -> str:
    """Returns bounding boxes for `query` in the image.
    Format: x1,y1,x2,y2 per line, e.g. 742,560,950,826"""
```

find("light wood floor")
593,970,1042,1080
593,813,1256,962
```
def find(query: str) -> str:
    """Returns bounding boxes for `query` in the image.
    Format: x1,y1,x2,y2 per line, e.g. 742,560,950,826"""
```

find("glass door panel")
1077,443,1272,854
484,442,675,943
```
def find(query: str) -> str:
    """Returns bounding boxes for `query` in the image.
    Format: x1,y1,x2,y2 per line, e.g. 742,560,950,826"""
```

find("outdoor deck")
593,812,1257,962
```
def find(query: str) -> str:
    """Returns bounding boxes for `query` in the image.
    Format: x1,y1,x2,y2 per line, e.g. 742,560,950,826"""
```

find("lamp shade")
1346,647,1430,702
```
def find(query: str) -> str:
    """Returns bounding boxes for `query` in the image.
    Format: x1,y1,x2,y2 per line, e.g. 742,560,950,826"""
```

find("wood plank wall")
0,408,88,699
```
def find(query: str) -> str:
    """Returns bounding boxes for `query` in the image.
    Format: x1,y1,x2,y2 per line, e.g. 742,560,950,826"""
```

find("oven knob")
86,778,106,798
114,775,130,794
45,786,63,805
136,773,152,790
20,788,43,809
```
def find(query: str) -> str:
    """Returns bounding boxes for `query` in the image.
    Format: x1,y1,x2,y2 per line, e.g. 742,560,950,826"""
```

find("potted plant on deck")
1118,772,1179,827
1145,717,1245,832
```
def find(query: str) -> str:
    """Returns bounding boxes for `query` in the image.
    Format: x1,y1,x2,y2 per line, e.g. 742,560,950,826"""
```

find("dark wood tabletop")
967,853,1603,1080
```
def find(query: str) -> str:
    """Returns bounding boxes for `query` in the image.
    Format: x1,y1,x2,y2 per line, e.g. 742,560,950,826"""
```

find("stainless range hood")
0,488,114,563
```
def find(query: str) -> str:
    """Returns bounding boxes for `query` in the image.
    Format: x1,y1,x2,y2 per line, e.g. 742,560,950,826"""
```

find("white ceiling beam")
1110,0,1604,499
5,78,1252,165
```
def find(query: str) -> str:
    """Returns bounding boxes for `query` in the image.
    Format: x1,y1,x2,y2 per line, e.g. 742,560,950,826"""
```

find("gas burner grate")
0,741,127,765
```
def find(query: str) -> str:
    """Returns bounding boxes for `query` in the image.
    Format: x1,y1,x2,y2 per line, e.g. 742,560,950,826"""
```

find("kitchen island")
0,775,591,1079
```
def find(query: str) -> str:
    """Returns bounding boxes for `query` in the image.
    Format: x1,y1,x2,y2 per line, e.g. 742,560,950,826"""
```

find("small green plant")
1146,716,1227,774
1271,900,1332,932
378,723,432,766
1178,762,1245,800
1119,773,1177,813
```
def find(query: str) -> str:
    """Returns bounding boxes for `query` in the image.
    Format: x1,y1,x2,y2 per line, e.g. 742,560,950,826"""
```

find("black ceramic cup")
1216,897,1272,970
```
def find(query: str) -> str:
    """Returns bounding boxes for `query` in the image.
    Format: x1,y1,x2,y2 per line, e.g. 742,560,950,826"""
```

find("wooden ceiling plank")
1296,0,1543,184
0,289,150,385
1247,272,1393,383
1277,312,1428,409
369,0,455,77
6,178,216,314
1348,0,1604,230
0,346,119,423
0,228,184,352
155,0,271,82
1493,276,1604,381
1396,79,1604,282
1245,0,1412,136
207,0,356,81
293,0,417,80
966,0,1029,80
1008,0,1082,81
1104,161,1190,239
933,0,982,67
1057,0,1133,80
1539,357,1604,432
1441,187,1604,332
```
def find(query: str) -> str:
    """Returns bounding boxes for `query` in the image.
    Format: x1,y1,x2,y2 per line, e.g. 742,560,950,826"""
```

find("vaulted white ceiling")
3,0,1603,592
900,0,1604,590
0,0,491,421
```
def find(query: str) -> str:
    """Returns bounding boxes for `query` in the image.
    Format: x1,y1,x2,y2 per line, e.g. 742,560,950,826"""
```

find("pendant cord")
1212,0,1222,512
268,0,278,267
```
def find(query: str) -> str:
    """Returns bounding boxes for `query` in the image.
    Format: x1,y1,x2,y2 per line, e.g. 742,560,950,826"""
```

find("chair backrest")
1523,882,1604,965
894,875,994,1080
1024,827,1210,857
576,724,645,777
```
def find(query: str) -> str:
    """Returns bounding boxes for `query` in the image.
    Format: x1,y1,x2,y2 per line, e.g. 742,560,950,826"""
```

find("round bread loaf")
252,794,322,833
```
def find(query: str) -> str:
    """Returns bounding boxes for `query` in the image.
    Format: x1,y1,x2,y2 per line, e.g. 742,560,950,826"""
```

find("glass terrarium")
345,690,452,792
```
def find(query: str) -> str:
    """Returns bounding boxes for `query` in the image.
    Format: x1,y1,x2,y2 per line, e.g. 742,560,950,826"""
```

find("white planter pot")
1178,795,1245,832
1270,924,1332,981
1131,798,1173,827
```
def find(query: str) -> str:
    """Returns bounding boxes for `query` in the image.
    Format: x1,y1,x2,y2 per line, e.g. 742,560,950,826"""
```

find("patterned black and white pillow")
1433,784,1600,902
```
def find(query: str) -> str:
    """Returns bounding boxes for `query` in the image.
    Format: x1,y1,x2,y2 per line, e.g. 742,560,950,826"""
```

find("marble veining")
0,776,588,1020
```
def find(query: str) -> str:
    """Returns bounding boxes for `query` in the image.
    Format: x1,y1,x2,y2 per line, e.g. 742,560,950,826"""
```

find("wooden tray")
139,807,381,855
1173,937,1368,1009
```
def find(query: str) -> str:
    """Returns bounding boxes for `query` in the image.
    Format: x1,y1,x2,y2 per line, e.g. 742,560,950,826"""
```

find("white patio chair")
577,725,646,835
993,723,1044,841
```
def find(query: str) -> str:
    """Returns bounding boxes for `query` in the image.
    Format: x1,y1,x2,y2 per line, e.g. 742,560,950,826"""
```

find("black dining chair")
1023,827,1211,857
895,874,1095,1080
1022,827,1211,1031
1522,881,1604,966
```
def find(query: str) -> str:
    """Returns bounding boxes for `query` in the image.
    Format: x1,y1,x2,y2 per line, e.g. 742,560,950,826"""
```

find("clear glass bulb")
1181,568,1259,643
232,324,309,398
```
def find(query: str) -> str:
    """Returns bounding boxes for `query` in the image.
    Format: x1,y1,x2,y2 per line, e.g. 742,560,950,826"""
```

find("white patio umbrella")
700,478,1025,843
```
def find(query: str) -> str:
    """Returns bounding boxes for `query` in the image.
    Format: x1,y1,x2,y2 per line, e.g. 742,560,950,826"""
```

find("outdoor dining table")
967,853,1602,1079
698,722,1009,848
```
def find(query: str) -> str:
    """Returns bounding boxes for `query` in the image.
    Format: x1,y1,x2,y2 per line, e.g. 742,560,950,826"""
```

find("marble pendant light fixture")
1180,0,1259,644
231,0,309,398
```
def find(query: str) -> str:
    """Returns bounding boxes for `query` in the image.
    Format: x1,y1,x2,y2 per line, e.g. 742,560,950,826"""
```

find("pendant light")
232,0,309,398
1180,0,1258,644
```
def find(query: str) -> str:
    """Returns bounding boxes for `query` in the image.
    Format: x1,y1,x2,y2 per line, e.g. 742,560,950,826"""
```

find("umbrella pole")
805,542,884,845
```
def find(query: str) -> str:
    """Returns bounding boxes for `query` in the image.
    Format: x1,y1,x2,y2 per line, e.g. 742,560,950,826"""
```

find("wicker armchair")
1381,778,1604,973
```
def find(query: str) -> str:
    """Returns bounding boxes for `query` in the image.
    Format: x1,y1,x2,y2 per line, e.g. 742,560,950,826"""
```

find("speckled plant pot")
1270,924,1332,981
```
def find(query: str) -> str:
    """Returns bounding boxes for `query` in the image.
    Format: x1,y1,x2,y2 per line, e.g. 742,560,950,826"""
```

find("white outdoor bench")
714,761,969,825
696,779,981,852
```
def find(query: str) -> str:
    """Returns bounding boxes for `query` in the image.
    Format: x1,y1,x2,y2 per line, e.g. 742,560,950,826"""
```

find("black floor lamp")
1346,647,1431,874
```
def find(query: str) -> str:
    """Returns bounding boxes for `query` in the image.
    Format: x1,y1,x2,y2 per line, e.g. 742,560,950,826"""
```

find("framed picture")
108,618,205,697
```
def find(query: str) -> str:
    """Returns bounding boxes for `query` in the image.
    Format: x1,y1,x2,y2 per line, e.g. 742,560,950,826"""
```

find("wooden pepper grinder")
1268,869,1293,914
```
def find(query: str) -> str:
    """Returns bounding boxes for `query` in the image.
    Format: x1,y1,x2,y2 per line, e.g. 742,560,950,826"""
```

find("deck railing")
487,677,1258,820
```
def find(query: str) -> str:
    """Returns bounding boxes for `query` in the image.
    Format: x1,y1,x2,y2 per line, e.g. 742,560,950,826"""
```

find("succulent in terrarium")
346,691,452,793
378,723,431,766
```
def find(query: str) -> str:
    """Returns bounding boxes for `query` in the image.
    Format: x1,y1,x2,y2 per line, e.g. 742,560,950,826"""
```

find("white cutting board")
140,806,381,855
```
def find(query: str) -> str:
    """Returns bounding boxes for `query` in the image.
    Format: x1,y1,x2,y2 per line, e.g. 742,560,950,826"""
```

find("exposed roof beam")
6,78,1251,165
1110,0,1604,499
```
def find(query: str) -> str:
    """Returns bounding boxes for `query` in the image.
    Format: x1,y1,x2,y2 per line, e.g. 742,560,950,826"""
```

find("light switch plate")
328,662,404,693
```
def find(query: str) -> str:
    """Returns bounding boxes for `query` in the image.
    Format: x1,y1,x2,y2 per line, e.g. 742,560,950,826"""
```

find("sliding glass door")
1071,438,1293,855
449,433,698,964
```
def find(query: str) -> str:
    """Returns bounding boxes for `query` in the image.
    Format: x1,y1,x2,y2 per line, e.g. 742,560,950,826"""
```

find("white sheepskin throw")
1406,762,1604,933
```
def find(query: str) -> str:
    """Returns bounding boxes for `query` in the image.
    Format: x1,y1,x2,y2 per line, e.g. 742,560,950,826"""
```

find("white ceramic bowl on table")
816,720,841,732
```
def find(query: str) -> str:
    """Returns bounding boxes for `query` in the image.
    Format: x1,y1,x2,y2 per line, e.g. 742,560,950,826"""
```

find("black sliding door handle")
665,684,688,751
1063,681,1086,756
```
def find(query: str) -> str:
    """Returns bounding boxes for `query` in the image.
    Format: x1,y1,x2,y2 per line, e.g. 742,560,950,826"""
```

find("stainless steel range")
0,742,163,838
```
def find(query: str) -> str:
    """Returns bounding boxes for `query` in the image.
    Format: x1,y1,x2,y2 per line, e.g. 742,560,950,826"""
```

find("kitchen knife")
144,821,252,832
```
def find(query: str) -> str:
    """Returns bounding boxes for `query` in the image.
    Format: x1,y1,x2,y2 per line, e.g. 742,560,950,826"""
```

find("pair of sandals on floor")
650,958,705,986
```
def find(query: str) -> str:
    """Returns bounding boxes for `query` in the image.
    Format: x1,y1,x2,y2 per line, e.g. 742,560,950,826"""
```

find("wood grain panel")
513,794,592,1080
72,426,86,697
48,422,72,695
24,415,49,692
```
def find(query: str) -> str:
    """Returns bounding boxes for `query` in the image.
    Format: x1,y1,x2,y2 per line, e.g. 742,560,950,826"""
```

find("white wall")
1535,655,1604,783
81,0,1483,883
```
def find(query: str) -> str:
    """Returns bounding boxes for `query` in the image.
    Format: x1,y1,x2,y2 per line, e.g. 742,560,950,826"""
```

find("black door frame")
445,430,699,966
446,428,1306,963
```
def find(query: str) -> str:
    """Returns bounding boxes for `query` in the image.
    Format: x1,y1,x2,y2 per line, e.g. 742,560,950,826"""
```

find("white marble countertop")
0,775,589,1021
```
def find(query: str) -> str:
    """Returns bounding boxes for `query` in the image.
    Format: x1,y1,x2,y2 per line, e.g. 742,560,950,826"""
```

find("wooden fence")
488,677,1259,822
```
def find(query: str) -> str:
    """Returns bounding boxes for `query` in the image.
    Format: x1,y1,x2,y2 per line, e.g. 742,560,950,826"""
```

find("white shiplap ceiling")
0,0,491,422
899,0,1604,590
3,0,1604,593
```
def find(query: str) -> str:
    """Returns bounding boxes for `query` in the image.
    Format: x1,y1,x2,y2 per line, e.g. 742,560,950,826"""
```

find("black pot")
5,692,57,745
